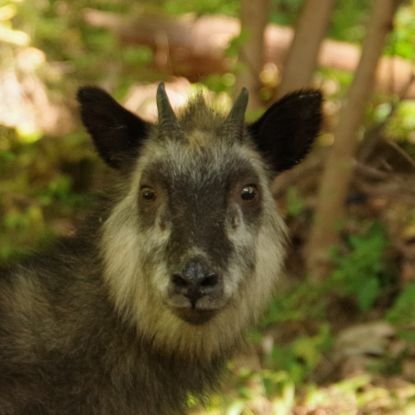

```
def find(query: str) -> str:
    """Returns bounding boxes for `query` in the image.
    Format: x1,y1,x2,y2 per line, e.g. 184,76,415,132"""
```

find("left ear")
77,86,151,170
247,90,322,172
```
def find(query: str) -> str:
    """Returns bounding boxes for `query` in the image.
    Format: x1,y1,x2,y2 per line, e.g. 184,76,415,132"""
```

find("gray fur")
0,84,322,414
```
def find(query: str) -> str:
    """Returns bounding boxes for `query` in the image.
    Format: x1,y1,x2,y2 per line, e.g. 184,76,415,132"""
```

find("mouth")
166,294,227,325
172,307,217,325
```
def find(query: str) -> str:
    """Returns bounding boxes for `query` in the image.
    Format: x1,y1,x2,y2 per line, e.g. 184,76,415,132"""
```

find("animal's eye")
140,186,157,201
240,185,258,201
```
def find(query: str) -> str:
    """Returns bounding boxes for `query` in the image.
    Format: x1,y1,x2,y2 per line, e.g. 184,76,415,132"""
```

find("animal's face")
78,84,322,357
132,132,272,325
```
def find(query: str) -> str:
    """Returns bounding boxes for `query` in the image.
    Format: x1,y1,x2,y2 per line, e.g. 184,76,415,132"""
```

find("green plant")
286,186,306,217
388,284,415,343
259,281,328,328
265,325,332,384
386,5,415,59
329,0,371,43
330,222,391,312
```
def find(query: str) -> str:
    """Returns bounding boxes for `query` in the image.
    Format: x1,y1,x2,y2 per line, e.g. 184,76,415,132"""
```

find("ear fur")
248,90,322,172
77,87,151,170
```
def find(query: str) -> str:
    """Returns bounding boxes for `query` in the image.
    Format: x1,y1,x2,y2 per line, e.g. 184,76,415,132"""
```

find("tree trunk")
306,0,402,280
83,10,415,98
234,0,271,109
276,0,335,98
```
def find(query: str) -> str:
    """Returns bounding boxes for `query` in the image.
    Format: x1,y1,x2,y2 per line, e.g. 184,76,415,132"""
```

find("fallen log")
83,9,415,98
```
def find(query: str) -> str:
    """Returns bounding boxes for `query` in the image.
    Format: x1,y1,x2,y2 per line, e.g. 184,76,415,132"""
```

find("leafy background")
1,0,415,413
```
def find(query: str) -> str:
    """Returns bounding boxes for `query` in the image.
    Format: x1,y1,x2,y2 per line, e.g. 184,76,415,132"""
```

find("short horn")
156,83,180,131
223,88,249,138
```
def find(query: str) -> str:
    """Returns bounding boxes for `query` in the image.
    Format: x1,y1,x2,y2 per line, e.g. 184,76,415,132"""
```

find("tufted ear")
77,87,151,170
248,90,322,172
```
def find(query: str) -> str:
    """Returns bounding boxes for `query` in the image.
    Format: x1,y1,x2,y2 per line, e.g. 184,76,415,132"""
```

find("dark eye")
140,186,157,201
240,184,258,201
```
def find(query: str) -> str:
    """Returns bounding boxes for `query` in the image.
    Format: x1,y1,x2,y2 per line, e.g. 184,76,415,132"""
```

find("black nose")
171,259,221,305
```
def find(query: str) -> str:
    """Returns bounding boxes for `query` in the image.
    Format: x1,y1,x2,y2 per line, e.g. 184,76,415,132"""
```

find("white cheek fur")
100,140,287,360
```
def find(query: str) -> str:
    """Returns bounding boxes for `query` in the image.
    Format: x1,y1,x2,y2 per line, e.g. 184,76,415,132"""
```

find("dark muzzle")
171,259,221,308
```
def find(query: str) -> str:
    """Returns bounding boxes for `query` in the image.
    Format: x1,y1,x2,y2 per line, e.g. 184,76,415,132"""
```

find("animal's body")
0,84,322,414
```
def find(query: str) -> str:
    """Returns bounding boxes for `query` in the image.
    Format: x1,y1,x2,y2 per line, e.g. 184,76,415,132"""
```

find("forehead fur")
178,94,226,134
138,93,258,170
137,133,266,188
131,92,270,186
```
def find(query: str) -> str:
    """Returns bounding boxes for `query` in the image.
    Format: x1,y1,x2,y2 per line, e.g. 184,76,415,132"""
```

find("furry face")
0,84,322,415
78,84,322,360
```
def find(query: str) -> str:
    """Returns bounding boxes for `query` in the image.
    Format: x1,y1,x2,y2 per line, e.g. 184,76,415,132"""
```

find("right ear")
247,90,322,172
77,87,151,170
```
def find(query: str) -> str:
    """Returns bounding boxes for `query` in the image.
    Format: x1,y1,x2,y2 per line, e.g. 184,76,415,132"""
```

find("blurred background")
1,0,415,413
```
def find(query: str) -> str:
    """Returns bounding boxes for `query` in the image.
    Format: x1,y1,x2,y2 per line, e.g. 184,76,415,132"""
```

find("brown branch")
276,0,335,98
271,151,324,196
306,0,401,280
356,174,415,201
358,72,415,162
235,0,271,109
83,9,415,97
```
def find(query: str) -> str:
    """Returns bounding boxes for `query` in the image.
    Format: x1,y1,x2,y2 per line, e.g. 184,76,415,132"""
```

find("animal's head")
78,84,322,359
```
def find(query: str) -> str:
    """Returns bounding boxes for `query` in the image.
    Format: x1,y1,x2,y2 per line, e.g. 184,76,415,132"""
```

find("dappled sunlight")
0,0,415,413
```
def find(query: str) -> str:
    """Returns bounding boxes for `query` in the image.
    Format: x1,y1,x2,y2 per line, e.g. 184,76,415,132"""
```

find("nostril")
201,273,219,288
172,273,189,289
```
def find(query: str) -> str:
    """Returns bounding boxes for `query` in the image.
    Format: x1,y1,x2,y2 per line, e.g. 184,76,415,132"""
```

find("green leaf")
357,276,380,312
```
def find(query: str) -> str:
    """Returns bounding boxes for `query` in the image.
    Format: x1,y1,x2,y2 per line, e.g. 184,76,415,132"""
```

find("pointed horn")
223,88,249,138
156,82,180,132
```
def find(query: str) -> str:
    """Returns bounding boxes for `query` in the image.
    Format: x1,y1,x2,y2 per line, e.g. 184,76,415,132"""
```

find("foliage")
285,186,306,217
270,0,303,26
328,0,371,43
0,127,95,263
163,0,238,15
246,222,396,398
388,284,415,342
272,0,372,44
259,281,327,328
201,73,236,94
386,101,415,142
1,0,415,412
386,4,415,59
273,0,414,59
264,325,332,384
260,223,392,330
330,222,391,312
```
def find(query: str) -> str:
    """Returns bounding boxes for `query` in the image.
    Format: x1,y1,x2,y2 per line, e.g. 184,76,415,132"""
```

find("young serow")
0,84,322,414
